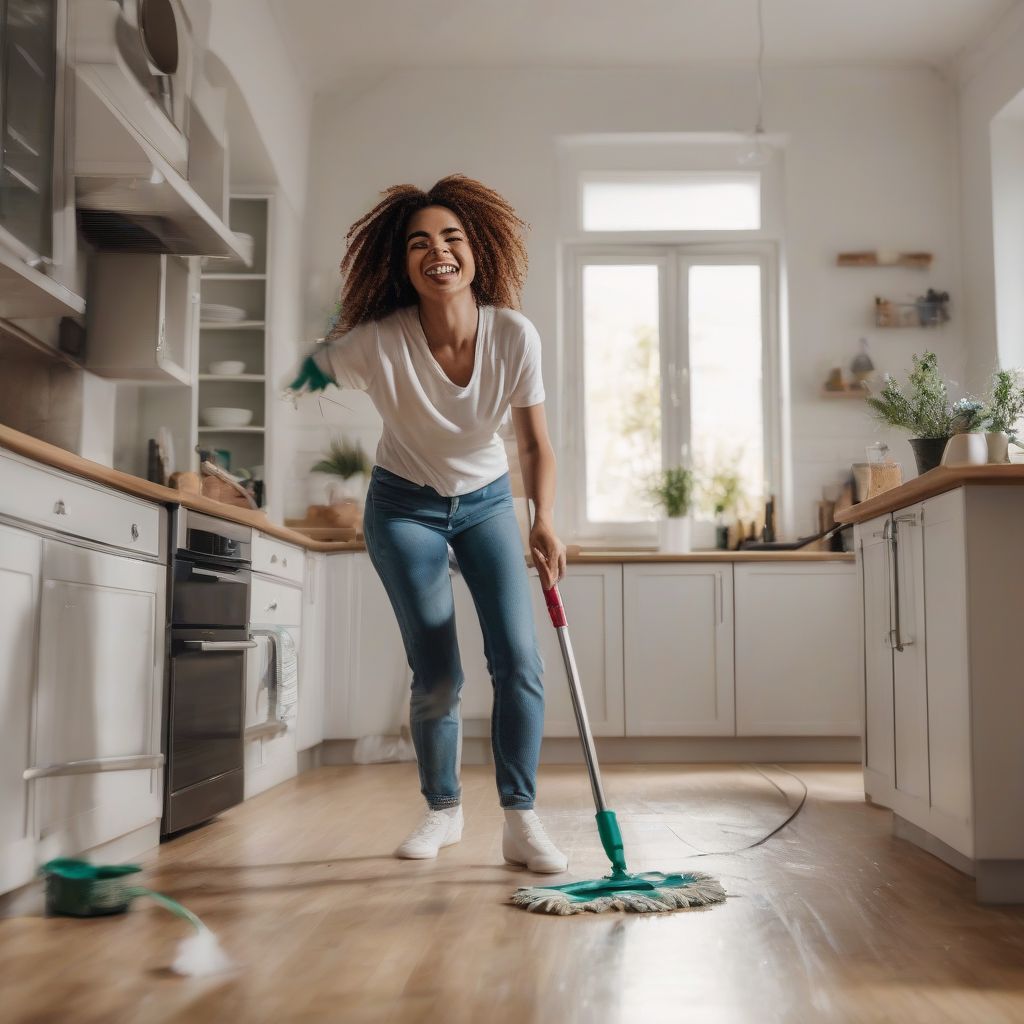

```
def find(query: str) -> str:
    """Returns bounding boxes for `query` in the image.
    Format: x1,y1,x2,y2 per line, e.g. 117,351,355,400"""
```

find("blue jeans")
362,465,545,810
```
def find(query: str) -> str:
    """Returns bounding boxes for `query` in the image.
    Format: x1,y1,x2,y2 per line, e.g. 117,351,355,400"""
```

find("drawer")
251,574,302,627
0,451,162,558
252,533,304,585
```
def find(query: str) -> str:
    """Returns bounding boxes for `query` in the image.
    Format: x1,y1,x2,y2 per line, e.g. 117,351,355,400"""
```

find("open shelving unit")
195,195,272,498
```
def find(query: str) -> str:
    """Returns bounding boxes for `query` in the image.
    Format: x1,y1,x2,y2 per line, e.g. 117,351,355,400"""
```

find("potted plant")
701,463,745,550
864,351,957,474
310,437,370,504
981,369,1024,464
649,466,695,553
941,397,990,466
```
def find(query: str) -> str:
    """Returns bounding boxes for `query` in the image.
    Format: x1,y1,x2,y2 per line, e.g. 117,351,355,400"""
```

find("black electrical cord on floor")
670,763,809,859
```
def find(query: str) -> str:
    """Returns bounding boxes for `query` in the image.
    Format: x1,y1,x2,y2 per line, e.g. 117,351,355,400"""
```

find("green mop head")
40,859,234,976
511,810,727,915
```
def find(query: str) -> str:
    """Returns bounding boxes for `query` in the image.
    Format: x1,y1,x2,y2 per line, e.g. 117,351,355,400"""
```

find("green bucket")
41,858,144,917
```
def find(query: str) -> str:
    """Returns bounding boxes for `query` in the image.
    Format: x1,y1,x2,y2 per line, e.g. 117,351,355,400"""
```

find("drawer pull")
131,523,140,542
270,554,278,563
53,500,66,516
24,754,164,780
267,600,279,611
282,557,288,568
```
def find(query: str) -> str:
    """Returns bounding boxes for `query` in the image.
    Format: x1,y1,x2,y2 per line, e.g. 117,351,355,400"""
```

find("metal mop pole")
542,584,629,877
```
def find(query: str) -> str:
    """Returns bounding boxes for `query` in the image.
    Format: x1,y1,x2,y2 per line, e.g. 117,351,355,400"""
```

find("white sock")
433,805,461,817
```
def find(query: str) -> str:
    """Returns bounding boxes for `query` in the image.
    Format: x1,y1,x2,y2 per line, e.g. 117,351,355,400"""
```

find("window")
581,172,761,232
569,246,776,542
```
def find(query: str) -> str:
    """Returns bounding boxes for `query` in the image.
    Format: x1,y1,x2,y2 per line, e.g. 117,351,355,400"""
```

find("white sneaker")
394,805,463,859
502,809,568,873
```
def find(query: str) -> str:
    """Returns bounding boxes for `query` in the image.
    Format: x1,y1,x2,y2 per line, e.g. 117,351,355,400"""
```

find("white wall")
301,64,964,535
957,4,1024,387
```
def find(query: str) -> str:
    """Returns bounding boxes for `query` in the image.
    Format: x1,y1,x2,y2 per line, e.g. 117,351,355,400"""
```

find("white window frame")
564,241,782,545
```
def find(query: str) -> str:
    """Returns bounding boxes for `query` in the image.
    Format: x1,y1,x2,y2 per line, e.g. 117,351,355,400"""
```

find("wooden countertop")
835,464,1024,525
0,424,360,553
0,424,855,561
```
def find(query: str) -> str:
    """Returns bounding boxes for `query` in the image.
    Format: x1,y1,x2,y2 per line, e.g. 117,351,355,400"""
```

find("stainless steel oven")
162,509,253,836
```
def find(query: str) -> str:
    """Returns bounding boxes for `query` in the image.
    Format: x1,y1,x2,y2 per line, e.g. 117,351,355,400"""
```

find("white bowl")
201,407,254,428
209,360,246,376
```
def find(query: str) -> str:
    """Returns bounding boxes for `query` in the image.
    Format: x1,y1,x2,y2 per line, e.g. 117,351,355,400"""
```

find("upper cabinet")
0,0,84,318
85,251,198,382
71,0,251,265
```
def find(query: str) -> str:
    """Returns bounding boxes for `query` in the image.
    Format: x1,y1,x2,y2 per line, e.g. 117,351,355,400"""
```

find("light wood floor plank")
3,763,1024,1023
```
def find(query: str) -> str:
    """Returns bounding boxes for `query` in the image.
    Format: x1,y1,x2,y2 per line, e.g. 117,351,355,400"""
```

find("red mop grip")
543,584,567,627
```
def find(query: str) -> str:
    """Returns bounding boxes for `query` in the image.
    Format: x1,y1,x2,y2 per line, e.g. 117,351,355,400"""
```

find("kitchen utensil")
201,407,253,428
209,360,246,376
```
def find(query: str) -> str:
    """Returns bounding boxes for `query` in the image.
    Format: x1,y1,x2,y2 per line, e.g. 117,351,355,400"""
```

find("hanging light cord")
754,0,765,135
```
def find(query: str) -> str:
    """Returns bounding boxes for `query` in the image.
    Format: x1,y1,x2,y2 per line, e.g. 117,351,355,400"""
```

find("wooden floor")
4,763,1024,1024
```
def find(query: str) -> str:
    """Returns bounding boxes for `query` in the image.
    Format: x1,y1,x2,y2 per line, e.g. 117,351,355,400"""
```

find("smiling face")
403,205,476,304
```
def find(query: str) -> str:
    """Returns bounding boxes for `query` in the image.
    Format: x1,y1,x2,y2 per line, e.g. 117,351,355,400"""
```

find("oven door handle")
188,565,248,583
181,640,258,652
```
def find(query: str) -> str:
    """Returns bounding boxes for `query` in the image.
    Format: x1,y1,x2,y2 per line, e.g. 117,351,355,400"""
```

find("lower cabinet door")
34,539,165,858
890,506,931,823
859,516,896,802
734,563,861,735
244,627,300,799
623,563,735,736
297,553,326,752
0,524,41,894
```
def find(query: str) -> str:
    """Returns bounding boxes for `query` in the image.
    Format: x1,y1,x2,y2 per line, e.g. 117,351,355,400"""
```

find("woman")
291,174,568,872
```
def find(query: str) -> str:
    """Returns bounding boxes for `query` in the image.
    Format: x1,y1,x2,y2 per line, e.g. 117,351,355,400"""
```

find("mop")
510,583,728,915
39,858,234,976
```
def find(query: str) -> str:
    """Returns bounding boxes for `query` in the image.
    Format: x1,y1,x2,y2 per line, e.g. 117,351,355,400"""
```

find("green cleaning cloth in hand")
290,354,334,393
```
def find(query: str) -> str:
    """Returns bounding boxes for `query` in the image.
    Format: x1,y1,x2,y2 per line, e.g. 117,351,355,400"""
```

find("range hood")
72,0,251,264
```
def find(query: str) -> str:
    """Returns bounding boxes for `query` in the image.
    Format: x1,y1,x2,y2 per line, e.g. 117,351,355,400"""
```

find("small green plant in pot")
649,466,695,552
982,369,1024,463
701,463,745,550
864,351,956,474
310,437,371,503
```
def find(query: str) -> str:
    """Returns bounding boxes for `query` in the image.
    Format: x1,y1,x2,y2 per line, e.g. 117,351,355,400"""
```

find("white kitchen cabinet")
298,552,327,751
32,538,165,861
920,490,972,853
734,562,860,736
623,563,735,736
0,524,41,894
246,569,302,799
860,512,895,803
86,253,199,383
856,489,974,862
531,564,624,737
328,554,410,740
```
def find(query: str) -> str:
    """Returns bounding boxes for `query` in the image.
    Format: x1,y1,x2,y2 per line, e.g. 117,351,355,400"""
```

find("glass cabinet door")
0,0,57,259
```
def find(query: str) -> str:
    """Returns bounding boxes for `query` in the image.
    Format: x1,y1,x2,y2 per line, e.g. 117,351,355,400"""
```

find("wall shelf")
199,320,265,330
197,426,265,434
201,273,267,281
198,374,266,382
821,387,868,400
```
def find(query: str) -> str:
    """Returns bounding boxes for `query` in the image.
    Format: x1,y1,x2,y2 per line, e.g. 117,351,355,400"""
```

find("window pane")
583,265,661,522
688,265,764,516
582,174,761,232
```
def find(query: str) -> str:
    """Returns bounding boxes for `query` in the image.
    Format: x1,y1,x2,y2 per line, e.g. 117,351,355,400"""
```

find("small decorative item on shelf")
850,337,875,384
836,251,933,269
822,365,867,397
875,289,950,328
649,466,694,553
864,351,958,474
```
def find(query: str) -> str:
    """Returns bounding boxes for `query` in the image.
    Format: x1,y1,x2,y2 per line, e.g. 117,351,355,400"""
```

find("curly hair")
326,174,530,339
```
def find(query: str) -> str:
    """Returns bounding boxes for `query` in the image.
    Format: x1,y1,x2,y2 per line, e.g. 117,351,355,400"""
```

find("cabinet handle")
267,600,278,611
53,500,66,516
888,517,915,653
715,572,724,626
24,754,164,780
182,640,258,652
270,554,278,563
131,523,140,542
282,557,288,568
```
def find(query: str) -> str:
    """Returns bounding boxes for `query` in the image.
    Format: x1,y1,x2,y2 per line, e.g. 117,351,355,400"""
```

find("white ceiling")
269,0,1019,95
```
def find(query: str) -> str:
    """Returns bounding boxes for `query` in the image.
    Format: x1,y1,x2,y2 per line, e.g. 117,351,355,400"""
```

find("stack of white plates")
201,303,247,323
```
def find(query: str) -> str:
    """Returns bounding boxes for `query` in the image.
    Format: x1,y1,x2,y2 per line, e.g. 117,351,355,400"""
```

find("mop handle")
541,583,608,814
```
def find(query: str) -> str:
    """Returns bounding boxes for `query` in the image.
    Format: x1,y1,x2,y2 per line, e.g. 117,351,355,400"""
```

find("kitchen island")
837,468,1024,902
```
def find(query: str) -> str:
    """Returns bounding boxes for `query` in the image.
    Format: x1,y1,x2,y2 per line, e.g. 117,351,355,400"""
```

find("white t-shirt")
313,304,545,496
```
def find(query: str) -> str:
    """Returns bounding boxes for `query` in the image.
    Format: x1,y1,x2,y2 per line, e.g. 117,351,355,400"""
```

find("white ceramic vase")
985,432,1010,465
658,516,691,553
940,432,989,467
